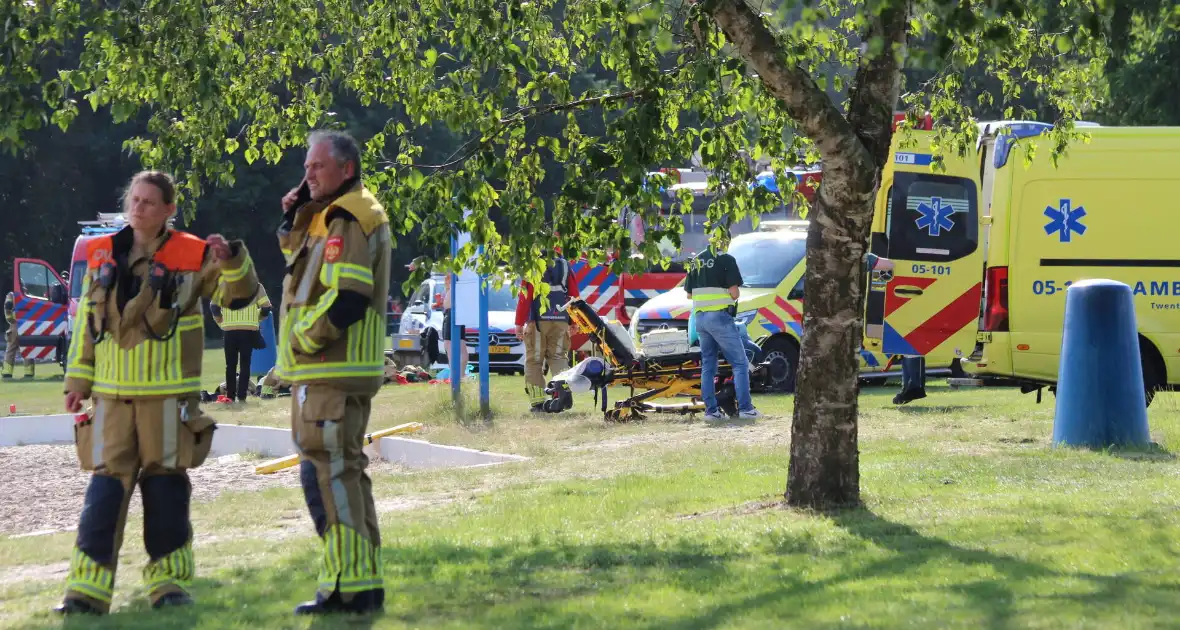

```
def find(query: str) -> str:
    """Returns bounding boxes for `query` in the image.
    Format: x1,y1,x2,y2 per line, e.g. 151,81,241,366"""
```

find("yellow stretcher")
541,299,766,422
253,422,424,474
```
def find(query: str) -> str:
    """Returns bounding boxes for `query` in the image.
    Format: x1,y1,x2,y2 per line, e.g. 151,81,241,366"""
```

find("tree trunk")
785,187,875,508
706,0,908,509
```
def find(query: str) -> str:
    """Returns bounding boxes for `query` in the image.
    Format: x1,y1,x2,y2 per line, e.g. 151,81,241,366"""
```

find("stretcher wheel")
606,406,644,423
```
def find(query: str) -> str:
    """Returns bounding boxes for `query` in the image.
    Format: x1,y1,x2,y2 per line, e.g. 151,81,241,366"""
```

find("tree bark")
707,0,909,509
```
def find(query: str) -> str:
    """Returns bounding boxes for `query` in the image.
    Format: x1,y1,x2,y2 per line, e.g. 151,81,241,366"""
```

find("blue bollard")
1052,279,1150,448
251,313,278,376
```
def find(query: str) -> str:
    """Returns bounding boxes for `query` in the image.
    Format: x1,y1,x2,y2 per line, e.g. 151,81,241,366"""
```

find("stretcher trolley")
540,299,768,422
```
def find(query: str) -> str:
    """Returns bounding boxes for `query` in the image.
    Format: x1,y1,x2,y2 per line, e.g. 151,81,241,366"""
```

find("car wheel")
761,337,799,394
1141,340,1165,408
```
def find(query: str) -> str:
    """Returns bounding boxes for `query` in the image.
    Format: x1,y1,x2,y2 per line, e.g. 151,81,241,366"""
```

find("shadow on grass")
829,507,1180,628
18,509,1180,629
893,404,975,414
1104,441,1176,462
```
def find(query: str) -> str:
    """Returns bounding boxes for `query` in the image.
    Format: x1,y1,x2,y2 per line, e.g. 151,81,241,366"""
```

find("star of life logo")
914,197,955,237
1044,198,1087,243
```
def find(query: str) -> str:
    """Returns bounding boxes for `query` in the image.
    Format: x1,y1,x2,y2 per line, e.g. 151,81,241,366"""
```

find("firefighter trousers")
3,326,33,377
291,385,384,601
223,330,255,401
524,321,570,401
64,396,216,612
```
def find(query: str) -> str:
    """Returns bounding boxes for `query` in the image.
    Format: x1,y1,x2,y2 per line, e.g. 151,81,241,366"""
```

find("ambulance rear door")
879,146,985,365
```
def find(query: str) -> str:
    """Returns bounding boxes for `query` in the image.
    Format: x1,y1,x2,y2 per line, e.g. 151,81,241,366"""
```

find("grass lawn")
3,356,1180,629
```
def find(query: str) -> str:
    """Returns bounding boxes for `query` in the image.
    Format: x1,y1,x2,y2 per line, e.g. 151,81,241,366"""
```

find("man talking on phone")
277,130,391,616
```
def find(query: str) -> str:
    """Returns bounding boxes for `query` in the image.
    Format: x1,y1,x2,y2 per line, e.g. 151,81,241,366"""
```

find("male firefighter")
210,285,272,403
56,170,259,615
277,129,391,615
3,291,34,379
514,249,579,410
684,230,762,420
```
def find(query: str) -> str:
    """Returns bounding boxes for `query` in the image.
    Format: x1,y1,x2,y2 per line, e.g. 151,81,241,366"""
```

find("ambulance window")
888,174,977,262
18,262,58,301
787,276,804,300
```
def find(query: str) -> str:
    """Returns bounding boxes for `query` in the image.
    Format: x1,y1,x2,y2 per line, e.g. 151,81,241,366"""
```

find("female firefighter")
210,284,272,404
55,170,259,616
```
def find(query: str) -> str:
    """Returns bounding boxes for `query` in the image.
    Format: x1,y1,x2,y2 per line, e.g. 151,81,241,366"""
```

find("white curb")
1,415,527,471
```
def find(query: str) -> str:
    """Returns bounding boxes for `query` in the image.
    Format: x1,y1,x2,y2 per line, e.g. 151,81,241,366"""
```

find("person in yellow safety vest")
3,291,34,379
683,230,762,421
210,285,272,404
55,170,259,616
277,129,391,616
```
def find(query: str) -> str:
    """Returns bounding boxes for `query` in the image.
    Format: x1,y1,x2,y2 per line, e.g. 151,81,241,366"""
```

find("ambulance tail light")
982,266,1009,332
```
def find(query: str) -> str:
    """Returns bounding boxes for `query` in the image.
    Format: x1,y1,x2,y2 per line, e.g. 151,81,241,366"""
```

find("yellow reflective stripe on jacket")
220,257,252,283
66,548,115,603
691,287,735,312
345,309,385,366
221,303,261,331
66,275,93,381
320,262,374,288
292,289,337,354
318,524,384,595
277,305,385,381
92,315,202,396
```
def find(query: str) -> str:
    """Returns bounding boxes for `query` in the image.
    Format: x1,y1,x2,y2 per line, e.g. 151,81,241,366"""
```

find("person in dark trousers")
863,252,927,405
894,356,927,404
211,286,272,403
685,231,761,420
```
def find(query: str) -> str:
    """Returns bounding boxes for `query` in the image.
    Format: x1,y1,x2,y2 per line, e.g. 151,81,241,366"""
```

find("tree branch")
846,0,910,171
702,0,864,166
408,88,650,171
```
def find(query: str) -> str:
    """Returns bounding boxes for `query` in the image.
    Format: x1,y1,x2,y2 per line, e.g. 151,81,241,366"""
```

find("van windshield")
729,237,806,289
69,261,87,298
487,285,518,312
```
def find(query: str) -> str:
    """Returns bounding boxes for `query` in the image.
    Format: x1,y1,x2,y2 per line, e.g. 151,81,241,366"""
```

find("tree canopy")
3,0,1169,506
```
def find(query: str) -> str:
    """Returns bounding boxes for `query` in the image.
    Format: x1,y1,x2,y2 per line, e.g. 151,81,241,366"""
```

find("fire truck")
569,164,822,352
5,214,125,369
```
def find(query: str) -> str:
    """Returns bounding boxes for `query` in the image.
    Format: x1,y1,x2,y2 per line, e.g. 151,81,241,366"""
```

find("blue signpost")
449,235,462,415
448,225,492,422
478,245,491,422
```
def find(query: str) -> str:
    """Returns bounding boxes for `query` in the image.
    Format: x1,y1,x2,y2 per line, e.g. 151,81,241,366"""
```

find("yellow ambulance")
862,126,984,373
869,123,1180,405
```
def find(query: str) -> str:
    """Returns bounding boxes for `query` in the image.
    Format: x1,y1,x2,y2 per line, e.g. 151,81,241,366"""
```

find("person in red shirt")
515,250,580,409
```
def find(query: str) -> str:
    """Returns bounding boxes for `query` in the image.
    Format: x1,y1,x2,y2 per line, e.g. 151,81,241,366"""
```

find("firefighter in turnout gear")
56,171,259,616
3,291,34,379
211,285,272,403
278,130,391,615
515,251,580,409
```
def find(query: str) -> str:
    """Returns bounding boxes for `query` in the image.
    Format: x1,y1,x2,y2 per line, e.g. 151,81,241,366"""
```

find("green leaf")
407,169,425,190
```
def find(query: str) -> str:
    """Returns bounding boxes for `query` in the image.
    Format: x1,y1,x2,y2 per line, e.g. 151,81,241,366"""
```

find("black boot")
295,588,384,615
152,591,194,609
893,389,927,405
53,598,104,615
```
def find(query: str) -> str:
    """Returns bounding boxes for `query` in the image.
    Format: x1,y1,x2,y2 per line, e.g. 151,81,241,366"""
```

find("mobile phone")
294,179,311,206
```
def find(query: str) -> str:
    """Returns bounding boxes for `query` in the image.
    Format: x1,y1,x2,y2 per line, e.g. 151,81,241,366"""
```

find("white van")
390,273,526,375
